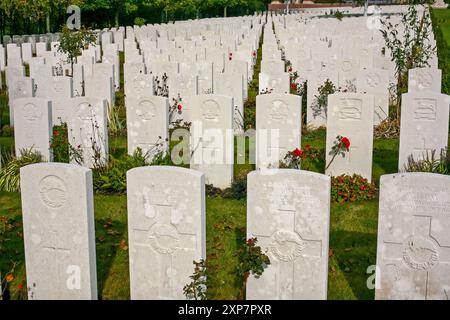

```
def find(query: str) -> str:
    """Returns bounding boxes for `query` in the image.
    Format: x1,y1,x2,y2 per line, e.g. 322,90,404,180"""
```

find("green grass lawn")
432,9,450,44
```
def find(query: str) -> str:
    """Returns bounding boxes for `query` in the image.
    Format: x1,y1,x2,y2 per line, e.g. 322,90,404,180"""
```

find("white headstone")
127,166,205,300
325,93,375,181
256,93,302,169
357,68,390,125
247,169,330,300
190,94,234,189
398,92,450,171
20,163,97,300
408,68,442,93
13,98,52,160
376,172,450,300
126,96,169,158
69,98,108,168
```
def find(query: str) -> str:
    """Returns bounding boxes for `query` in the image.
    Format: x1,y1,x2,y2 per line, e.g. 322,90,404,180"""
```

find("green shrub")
404,148,449,175
0,149,43,192
206,171,248,200
93,148,172,194
0,125,13,137
431,8,450,95
331,174,377,203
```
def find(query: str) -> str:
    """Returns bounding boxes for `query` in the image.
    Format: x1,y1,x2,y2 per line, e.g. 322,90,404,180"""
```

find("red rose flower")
288,67,293,72
177,104,182,111
290,83,297,90
341,137,350,150
253,51,256,57
293,148,303,157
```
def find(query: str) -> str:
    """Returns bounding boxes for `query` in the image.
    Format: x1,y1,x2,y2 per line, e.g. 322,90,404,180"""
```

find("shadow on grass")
329,229,377,300
94,217,128,299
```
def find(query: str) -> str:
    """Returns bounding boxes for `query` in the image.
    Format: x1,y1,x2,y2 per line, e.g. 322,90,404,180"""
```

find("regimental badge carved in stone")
149,223,180,255
338,98,362,120
136,100,156,121
341,61,352,72
413,99,437,120
269,100,289,121
366,73,380,88
201,100,220,121
416,71,433,89
269,230,306,262
77,103,94,121
39,175,67,209
402,235,439,271
13,81,28,98
23,103,43,122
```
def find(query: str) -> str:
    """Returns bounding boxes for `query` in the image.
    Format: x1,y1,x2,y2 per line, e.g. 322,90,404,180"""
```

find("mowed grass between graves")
1,15,450,300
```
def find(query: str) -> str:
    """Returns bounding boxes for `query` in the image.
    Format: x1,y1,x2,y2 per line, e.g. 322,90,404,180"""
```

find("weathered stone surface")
398,92,450,171
20,163,97,300
376,173,450,300
13,98,52,160
127,166,205,300
256,93,302,169
325,93,375,181
247,169,330,300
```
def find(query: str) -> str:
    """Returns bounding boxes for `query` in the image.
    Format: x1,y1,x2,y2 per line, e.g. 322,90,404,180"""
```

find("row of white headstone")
12,66,449,187
20,162,450,300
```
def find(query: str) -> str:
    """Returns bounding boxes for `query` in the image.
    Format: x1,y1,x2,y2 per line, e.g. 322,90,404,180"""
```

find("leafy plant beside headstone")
380,4,436,114
184,237,270,300
331,174,378,203
58,25,97,78
311,79,337,119
404,148,450,175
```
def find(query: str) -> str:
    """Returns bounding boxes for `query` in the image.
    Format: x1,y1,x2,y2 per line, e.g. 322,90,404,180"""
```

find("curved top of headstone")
127,165,205,178
20,162,91,175
248,168,331,182
381,172,450,183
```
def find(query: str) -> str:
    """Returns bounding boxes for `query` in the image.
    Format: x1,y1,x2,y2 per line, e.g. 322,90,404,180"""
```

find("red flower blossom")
177,104,182,111
17,283,24,290
252,51,256,57
288,67,293,72
53,130,59,136
290,83,297,90
341,137,350,150
293,148,303,157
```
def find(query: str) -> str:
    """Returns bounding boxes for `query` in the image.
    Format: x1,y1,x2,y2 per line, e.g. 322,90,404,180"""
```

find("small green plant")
58,25,97,77
51,123,83,164
311,79,337,119
235,238,271,299
184,238,270,300
331,174,378,203
334,10,344,21
404,148,449,175
0,149,43,192
183,260,207,300
134,17,146,27
206,171,249,200
280,144,322,171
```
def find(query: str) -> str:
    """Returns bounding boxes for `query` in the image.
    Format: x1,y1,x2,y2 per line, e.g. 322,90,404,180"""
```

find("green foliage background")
0,0,272,36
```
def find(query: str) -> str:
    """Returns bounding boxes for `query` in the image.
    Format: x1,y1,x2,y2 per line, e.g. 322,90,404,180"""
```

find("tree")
58,25,97,77
380,4,435,118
